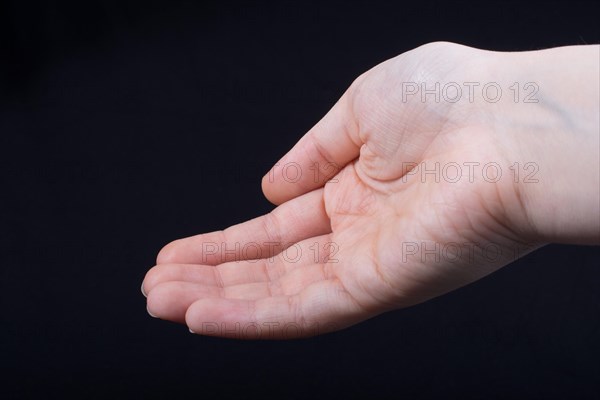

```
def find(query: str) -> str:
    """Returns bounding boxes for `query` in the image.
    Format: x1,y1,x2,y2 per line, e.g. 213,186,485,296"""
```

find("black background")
1,1,599,398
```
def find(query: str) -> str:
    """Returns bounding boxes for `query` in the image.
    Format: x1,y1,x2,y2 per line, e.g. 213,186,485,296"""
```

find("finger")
144,234,334,294
143,264,220,295
146,281,221,324
146,262,336,324
156,188,330,265
261,84,363,205
186,279,366,339
146,234,337,324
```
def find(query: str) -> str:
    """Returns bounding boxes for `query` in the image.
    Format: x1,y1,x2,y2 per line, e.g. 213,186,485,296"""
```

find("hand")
142,42,599,338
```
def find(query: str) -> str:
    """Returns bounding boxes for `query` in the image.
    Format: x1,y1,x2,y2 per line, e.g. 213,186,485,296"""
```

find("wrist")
489,45,600,244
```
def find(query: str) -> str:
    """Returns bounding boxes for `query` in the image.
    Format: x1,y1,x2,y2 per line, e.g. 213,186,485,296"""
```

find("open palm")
142,42,538,338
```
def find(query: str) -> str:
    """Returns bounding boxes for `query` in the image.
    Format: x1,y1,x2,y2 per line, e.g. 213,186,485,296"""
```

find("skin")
142,42,599,339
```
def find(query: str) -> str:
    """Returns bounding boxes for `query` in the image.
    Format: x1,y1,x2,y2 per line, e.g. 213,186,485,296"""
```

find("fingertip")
186,298,249,338
141,264,162,296
146,305,158,318
261,173,279,205
156,239,180,264
145,283,175,320
262,163,309,206
185,299,209,336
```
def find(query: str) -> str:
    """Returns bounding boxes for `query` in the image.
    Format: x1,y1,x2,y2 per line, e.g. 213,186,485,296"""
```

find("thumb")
261,83,363,205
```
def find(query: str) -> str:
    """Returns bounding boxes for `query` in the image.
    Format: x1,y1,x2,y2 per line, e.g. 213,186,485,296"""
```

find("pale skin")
142,42,600,339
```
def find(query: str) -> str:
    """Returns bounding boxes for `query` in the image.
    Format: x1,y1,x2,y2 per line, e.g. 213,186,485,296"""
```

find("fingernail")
147,306,158,318
141,282,147,298
189,328,195,334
